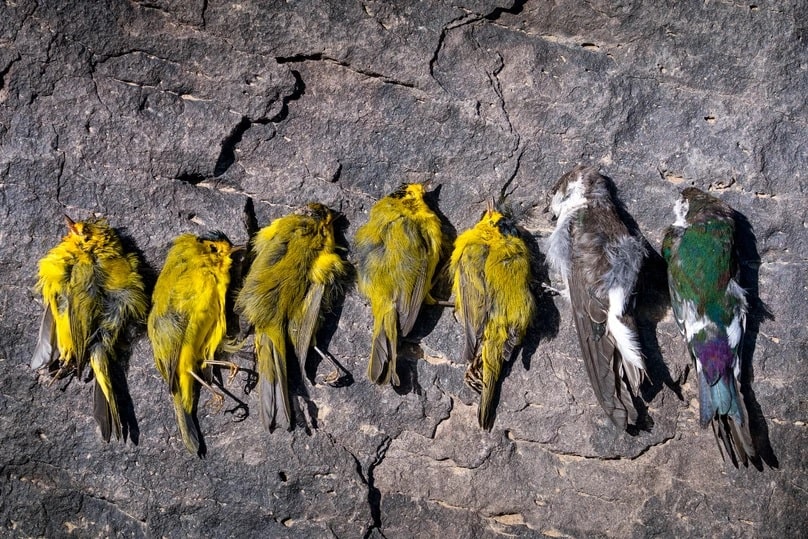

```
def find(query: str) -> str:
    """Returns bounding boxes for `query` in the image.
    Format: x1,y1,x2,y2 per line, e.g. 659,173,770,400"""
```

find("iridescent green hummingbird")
662,187,755,467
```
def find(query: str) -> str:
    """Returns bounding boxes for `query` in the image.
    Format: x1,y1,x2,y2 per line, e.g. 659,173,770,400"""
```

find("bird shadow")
109,335,142,445
734,210,778,470
109,227,159,445
393,342,425,397
519,229,560,372
634,245,684,406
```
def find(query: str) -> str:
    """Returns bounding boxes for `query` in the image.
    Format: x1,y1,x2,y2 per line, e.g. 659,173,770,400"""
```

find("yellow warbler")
148,231,241,455
355,183,443,386
450,205,534,430
237,203,348,431
32,216,148,441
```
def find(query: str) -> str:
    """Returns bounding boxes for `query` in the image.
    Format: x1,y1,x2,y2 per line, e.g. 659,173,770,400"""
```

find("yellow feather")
148,231,237,455
32,218,147,442
355,183,443,386
450,208,534,430
236,203,347,431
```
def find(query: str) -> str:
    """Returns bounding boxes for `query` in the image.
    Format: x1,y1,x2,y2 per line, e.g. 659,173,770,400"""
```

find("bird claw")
322,370,343,387
202,360,241,386
207,392,225,413
464,368,483,394
225,364,239,385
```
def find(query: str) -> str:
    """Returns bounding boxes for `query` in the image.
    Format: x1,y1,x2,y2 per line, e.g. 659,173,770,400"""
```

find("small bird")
236,203,348,431
31,216,148,442
546,165,647,430
662,187,755,466
355,183,443,386
451,203,534,430
148,231,241,456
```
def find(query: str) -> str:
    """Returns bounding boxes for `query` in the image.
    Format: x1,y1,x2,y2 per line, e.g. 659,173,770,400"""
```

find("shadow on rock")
635,243,684,406
393,342,425,397
520,229,560,372
734,210,778,470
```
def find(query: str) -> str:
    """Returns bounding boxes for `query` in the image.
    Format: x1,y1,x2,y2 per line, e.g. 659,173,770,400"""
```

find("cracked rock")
0,0,804,537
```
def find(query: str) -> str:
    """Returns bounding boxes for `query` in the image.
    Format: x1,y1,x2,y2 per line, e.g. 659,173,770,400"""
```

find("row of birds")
30,165,756,467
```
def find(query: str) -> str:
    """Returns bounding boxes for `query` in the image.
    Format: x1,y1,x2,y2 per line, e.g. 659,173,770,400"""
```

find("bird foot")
322,370,341,386
189,369,227,413
206,392,225,413
203,360,241,385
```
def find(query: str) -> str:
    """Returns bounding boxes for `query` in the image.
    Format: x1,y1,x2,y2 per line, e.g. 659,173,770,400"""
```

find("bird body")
546,166,647,429
148,231,237,455
32,217,147,441
355,183,442,386
237,204,347,431
662,187,754,466
451,207,534,429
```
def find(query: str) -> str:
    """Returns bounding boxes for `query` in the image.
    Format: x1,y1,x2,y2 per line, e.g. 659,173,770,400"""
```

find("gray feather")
31,308,56,370
601,235,646,296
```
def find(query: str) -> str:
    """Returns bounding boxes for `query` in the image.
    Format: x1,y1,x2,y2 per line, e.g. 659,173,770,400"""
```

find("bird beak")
485,197,495,216
64,214,79,234
230,244,246,255
422,178,438,191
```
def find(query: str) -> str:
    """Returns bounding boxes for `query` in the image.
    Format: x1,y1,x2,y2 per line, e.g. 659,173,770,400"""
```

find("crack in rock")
276,53,417,89
211,69,304,178
506,427,678,462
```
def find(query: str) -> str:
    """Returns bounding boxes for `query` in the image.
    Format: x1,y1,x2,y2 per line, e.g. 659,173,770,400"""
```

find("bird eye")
210,244,218,254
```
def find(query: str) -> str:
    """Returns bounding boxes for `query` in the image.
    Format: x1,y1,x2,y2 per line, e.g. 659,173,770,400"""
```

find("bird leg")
202,359,241,385
188,370,225,412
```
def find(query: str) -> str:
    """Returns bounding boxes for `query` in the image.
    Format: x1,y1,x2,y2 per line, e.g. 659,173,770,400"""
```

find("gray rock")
1,0,804,537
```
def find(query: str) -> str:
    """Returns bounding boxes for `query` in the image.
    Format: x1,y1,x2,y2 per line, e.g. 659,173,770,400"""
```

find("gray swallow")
546,165,647,430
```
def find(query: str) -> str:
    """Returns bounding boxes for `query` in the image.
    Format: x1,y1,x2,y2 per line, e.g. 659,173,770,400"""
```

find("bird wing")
568,269,631,429
31,307,57,369
398,253,428,337
256,331,292,431
290,282,324,365
149,308,188,392
67,262,104,376
456,243,490,369
661,225,688,335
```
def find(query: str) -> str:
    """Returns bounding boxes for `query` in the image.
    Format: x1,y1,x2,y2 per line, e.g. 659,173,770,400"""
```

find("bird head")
64,215,115,251
302,202,333,222
197,231,242,266
675,187,734,227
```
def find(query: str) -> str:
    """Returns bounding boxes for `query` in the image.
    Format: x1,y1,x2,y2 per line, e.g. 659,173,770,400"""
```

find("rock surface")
1,0,805,537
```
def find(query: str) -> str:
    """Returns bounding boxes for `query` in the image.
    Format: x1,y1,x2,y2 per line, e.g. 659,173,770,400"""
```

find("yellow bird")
148,231,241,455
450,205,534,430
355,183,443,386
237,203,348,431
31,216,148,442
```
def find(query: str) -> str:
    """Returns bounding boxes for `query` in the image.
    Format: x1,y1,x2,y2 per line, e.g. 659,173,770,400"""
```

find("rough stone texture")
1,1,805,537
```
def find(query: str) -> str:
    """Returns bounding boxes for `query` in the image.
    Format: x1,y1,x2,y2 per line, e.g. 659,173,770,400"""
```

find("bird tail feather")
89,344,122,442
701,369,755,467
478,336,505,431
256,333,292,431
172,394,201,456
368,309,398,386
